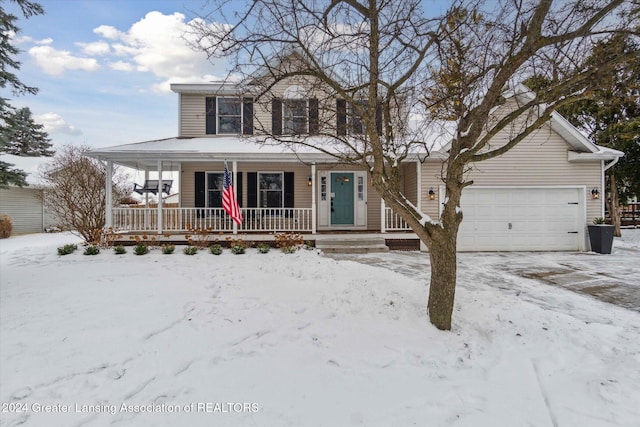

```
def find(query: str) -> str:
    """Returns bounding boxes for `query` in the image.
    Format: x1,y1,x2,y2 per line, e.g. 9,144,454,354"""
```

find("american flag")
222,161,243,225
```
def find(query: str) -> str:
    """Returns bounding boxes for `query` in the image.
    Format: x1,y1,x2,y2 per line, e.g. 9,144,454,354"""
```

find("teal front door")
331,173,354,225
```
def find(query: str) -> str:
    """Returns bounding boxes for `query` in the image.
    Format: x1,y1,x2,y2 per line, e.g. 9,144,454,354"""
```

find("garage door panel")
457,187,583,251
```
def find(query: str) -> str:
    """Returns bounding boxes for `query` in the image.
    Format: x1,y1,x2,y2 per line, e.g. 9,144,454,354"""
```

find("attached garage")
455,187,586,252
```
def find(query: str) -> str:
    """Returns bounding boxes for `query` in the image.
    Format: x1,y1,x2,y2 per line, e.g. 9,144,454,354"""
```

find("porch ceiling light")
307,176,312,187
428,188,436,200
591,188,600,199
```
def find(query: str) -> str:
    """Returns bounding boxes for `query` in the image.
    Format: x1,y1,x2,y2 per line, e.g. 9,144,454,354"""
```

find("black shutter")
247,172,257,208
284,172,295,208
195,171,206,218
236,172,243,207
336,99,347,136
309,98,319,135
272,99,282,135
206,97,216,135
242,98,253,135
376,102,383,136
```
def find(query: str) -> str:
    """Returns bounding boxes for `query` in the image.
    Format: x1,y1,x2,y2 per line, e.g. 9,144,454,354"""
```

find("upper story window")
350,100,366,135
283,99,307,134
272,85,318,136
217,98,242,134
206,97,253,135
337,99,382,136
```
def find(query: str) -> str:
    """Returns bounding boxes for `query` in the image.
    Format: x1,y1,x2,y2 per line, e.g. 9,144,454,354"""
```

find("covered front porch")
92,137,421,238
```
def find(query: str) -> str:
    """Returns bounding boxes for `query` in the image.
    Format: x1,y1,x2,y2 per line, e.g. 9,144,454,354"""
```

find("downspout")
602,156,620,217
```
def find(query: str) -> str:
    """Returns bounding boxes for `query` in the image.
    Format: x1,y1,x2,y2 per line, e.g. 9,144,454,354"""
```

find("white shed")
0,186,50,234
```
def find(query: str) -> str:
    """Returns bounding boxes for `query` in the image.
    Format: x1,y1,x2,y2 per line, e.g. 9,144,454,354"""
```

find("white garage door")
456,187,584,251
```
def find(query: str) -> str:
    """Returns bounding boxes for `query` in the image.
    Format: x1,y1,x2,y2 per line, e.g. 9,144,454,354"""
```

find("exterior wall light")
428,188,436,200
591,188,600,199
307,176,312,187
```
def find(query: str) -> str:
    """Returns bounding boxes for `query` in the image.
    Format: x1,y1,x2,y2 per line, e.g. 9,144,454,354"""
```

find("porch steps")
315,236,389,254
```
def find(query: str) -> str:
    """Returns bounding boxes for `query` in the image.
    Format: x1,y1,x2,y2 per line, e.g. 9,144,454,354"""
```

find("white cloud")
93,25,122,40
34,113,83,136
109,60,134,72
78,40,110,56
37,37,53,45
91,11,229,93
28,45,99,76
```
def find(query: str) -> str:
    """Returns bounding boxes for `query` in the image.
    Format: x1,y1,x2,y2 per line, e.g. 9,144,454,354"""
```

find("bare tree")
191,0,638,330
40,145,129,243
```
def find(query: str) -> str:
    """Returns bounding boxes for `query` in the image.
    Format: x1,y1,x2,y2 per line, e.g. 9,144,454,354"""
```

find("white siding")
421,124,602,223
0,187,44,234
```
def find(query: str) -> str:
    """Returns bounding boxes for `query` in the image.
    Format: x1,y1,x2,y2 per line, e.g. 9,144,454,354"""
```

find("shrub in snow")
230,241,246,255
113,245,126,255
57,244,78,255
133,244,149,255
209,244,223,255
83,245,100,255
183,246,198,255
274,232,304,253
162,244,175,254
0,214,12,238
256,243,271,254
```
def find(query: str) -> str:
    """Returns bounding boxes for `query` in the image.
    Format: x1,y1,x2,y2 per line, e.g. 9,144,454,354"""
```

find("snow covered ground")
1,230,639,426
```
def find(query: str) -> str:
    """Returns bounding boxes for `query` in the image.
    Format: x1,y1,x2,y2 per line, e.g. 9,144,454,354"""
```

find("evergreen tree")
555,35,639,235
0,0,52,188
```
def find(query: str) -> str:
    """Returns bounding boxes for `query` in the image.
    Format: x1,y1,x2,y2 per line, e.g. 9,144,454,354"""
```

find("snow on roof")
0,154,50,186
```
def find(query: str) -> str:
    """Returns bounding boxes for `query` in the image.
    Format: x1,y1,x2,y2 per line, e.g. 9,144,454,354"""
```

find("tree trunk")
609,172,622,237
427,237,458,330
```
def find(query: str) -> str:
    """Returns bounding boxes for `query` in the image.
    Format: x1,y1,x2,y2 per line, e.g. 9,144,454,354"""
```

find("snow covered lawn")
1,232,639,426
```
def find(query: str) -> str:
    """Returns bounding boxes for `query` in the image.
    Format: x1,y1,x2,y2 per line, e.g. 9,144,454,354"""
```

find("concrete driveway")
329,229,640,312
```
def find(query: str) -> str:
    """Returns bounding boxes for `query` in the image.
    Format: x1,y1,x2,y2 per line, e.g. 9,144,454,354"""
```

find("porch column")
416,160,422,213
105,160,113,228
144,168,150,230
233,160,238,235
144,168,149,208
311,163,316,234
380,197,386,233
157,160,163,234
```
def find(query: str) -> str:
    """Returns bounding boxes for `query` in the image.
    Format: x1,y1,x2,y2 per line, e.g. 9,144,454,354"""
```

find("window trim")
216,97,242,135
257,171,285,208
349,100,367,135
282,99,308,135
206,171,224,208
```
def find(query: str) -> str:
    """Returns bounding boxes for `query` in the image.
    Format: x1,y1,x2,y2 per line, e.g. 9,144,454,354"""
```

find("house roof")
88,136,385,169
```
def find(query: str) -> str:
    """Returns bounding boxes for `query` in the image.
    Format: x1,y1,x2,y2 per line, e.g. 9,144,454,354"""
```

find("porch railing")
112,207,313,233
384,207,412,231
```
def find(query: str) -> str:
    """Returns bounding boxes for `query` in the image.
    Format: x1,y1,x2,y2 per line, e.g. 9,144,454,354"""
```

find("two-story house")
89,65,622,251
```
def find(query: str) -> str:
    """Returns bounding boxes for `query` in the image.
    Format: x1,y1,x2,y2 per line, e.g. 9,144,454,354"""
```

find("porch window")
283,100,307,134
207,172,224,207
259,172,283,208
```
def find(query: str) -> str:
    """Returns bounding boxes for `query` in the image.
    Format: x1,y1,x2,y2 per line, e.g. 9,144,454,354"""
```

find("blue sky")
5,0,230,151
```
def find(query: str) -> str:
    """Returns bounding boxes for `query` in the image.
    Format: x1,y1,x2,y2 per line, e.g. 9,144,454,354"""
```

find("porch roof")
87,136,439,170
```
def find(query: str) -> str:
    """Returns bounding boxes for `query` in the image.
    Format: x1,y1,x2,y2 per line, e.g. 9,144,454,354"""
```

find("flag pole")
232,160,238,235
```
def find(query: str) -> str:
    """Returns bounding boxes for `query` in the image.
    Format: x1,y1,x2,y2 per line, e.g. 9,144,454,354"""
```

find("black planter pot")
587,224,615,254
